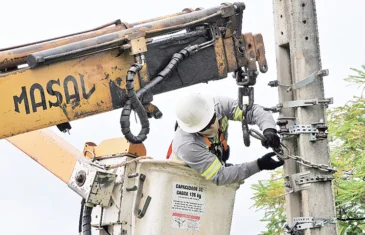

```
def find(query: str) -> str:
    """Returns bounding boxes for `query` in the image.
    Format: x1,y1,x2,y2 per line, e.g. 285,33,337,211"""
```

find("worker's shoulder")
213,96,234,103
213,96,235,110
213,96,235,118
172,128,207,151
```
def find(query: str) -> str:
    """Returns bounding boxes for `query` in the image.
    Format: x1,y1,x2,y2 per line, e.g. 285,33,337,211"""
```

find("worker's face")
198,118,219,138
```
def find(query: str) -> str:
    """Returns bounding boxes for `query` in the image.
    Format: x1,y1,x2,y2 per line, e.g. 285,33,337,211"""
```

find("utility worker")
167,93,284,186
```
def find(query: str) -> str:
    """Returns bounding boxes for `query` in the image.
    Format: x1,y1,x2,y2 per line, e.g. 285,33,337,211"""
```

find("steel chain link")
250,129,337,235
285,154,337,173
249,129,337,173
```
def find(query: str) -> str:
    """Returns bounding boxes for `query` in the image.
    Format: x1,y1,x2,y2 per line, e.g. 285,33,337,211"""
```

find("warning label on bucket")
171,182,206,231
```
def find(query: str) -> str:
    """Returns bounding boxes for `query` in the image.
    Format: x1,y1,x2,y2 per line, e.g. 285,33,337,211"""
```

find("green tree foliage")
251,66,365,234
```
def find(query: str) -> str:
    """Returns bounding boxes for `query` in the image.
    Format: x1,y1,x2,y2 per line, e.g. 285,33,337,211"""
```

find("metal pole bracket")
264,97,333,113
285,172,311,193
285,171,334,193
292,217,336,231
287,120,328,141
285,217,336,234
281,97,333,109
291,69,329,91
268,69,329,92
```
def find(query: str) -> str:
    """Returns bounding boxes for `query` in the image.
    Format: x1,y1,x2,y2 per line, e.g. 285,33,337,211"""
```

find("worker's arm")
176,141,260,186
215,96,281,148
214,96,276,131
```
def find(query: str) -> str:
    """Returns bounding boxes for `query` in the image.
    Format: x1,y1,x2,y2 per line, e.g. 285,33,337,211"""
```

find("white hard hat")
175,93,215,133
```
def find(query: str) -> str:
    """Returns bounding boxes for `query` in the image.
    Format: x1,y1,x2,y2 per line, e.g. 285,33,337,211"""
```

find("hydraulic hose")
120,63,150,144
121,44,200,144
137,46,198,96
78,199,86,234
82,205,93,235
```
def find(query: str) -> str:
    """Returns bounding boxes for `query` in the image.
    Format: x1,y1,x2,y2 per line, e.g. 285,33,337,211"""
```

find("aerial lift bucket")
89,157,241,235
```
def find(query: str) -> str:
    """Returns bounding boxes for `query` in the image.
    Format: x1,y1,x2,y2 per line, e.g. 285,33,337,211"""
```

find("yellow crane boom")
0,4,269,234
0,3,267,141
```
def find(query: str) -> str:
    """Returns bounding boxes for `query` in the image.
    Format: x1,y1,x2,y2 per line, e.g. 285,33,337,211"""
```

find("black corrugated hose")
82,205,93,235
78,198,86,234
120,63,150,144
121,45,198,144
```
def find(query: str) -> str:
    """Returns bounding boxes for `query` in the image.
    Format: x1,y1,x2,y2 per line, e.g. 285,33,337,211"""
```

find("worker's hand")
261,128,281,149
257,152,284,170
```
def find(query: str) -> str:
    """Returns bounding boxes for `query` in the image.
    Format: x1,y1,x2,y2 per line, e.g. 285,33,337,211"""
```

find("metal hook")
134,174,152,219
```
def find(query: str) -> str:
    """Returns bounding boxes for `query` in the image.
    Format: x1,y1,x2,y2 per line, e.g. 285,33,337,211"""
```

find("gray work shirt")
171,96,276,186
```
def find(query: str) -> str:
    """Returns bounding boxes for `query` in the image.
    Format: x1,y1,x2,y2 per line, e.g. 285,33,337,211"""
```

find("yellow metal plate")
0,49,137,138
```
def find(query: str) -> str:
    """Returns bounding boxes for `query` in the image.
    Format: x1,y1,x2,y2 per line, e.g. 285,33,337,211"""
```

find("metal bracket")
294,217,336,231
280,98,333,109
220,4,236,18
296,173,334,185
127,32,147,55
235,32,268,86
264,98,333,113
289,124,318,134
288,120,328,141
285,172,311,193
284,222,301,235
129,37,147,55
291,69,329,91
68,161,117,207
276,117,296,134
285,217,336,234
268,69,329,92
285,172,334,193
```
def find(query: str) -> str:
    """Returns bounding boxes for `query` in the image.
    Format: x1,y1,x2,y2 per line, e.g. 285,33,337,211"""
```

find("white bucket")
131,160,241,235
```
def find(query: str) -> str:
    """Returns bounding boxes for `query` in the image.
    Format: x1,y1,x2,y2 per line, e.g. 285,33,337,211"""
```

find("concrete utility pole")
272,1,338,234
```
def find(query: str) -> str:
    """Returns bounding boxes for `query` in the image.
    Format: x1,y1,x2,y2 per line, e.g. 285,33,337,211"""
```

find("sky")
1,0,365,234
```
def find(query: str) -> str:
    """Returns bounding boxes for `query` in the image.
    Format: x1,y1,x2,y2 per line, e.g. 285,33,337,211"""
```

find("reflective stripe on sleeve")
221,116,228,132
233,107,243,121
201,157,222,180
171,153,179,160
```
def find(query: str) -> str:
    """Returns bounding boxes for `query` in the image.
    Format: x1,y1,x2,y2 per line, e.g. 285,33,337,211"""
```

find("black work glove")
257,152,284,170
261,128,281,149
222,145,230,163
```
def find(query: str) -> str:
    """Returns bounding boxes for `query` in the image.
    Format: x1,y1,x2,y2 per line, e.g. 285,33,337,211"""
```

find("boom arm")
0,2,267,141
1,4,270,233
